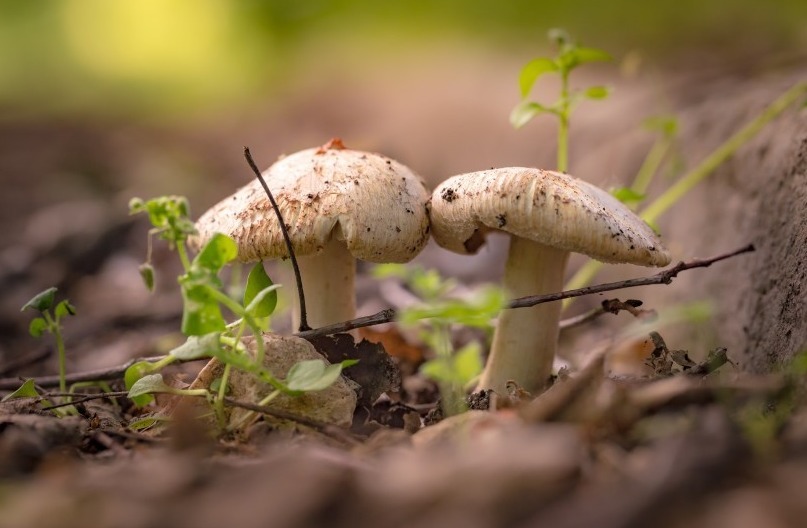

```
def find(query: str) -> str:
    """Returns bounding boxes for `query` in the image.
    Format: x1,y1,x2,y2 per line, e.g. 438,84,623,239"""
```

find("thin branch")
0,356,168,390
244,146,310,332
297,244,755,339
223,396,360,445
507,244,754,310
40,391,130,411
296,309,397,340
1,245,754,388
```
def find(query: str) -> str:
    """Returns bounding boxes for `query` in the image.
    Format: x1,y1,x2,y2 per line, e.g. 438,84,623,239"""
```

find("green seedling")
128,195,354,431
510,28,612,172
374,264,506,416
21,287,76,396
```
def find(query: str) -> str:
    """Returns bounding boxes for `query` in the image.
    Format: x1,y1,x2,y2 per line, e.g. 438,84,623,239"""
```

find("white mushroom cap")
430,167,670,266
194,139,431,263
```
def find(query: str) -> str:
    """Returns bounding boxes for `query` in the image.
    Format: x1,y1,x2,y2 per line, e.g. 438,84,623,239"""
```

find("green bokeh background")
1,0,804,120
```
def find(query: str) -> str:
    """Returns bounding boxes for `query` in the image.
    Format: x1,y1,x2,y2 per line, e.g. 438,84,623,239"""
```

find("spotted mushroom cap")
193,139,431,263
430,167,670,266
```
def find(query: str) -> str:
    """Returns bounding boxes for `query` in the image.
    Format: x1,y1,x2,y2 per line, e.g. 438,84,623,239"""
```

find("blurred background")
1,0,805,374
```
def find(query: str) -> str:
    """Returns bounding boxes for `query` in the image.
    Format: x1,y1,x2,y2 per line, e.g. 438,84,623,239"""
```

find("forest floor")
2,62,806,527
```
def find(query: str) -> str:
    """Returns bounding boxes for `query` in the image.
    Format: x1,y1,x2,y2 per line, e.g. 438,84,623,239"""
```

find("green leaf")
128,373,173,399
22,287,57,312
194,233,238,273
510,101,552,129
2,379,39,401
139,263,155,292
557,46,612,71
124,361,160,406
398,286,505,329
243,263,278,318
284,359,348,394
169,333,221,361
54,300,76,318
127,414,166,431
410,268,454,300
209,377,224,393
583,85,611,100
518,58,558,98
643,115,679,137
419,343,481,387
419,357,452,384
371,263,409,280
131,196,196,244
128,197,145,214
611,186,646,205
28,317,48,338
180,283,227,336
452,342,484,385
571,47,613,65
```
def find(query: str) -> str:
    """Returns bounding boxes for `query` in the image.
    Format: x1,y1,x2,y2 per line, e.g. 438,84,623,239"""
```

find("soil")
1,57,806,527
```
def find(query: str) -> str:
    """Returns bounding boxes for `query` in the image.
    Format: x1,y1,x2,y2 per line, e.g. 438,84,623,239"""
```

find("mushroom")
194,139,431,329
429,167,670,395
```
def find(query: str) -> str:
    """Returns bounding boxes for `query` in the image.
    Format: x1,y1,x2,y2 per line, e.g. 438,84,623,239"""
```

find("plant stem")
203,285,245,318
230,388,281,431
176,240,191,272
557,70,571,172
44,312,67,394
632,136,672,197
215,363,232,429
640,81,806,225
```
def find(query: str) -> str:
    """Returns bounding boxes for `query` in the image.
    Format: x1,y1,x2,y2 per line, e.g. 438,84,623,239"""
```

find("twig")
244,147,310,332
40,391,130,411
507,244,754,309
296,309,397,340
223,396,360,445
0,356,168,390
298,244,755,338
2,245,754,388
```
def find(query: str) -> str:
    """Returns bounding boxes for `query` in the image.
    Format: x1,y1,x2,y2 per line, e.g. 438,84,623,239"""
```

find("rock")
187,333,357,431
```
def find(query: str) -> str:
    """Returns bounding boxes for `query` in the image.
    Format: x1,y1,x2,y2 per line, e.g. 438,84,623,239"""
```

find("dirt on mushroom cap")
429,167,671,266
193,143,431,263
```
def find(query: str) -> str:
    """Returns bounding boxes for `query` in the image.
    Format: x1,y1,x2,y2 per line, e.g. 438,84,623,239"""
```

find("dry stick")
243,147,310,331
223,396,360,445
1,245,754,389
0,356,168,390
509,244,754,309
298,244,755,338
38,391,130,411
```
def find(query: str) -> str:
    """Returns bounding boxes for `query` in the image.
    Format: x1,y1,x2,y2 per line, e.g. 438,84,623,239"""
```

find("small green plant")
374,264,506,415
21,287,76,395
510,28,612,172
127,196,355,430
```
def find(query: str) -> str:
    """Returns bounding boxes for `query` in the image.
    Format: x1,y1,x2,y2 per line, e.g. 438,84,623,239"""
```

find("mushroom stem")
479,236,569,395
291,236,356,331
